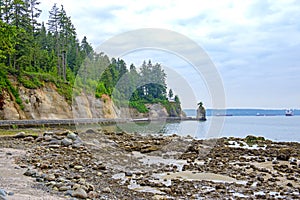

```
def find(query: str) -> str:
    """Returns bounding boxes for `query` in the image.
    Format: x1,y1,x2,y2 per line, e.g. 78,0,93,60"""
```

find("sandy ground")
0,148,64,200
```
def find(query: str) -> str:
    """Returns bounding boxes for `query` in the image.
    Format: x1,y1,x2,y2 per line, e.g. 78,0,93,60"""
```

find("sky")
39,0,300,109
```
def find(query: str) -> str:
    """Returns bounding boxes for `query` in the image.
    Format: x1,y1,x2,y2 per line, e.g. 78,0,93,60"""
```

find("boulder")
277,148,290,161
72,188,88,199
13,132,26,138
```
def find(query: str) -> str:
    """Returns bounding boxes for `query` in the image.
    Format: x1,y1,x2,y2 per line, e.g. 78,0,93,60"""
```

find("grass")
0,128,41,136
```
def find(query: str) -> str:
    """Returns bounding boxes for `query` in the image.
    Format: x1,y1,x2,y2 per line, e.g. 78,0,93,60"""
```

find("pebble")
97,172,102,176
74,165,83,170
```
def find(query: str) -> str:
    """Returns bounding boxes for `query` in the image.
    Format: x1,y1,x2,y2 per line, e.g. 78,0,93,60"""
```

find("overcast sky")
39,0,300,109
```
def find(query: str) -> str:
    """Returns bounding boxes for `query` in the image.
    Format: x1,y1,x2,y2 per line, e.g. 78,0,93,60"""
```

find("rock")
257,176,264,182
49,139,61,145
67,132,78,140
7,192,13,196
48,144,60,148
35,136,43,142
287,182,293,187
0,195,7,200
272,159,279,164
74,165,83,170
97,172,102,176
125,171,133,176
14,132,26,138
289,158,297,165
59,186,71,191
277,148,290,161
215,184,226,190
43,131,54,136
102,187,111,193
72,188,88,199
61,138,73,146
0,189,6,196
85,129,96,133
23,136,35,142
43,135,52,141
88,191,98,198
141,145,159,153
65,190,73,197
45,174,56,181
23,169,37,177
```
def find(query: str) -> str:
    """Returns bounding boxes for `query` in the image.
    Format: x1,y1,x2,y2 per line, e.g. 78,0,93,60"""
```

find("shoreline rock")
0,130,300,199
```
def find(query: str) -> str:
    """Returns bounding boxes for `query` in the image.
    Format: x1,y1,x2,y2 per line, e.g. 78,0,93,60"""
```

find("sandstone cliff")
0,80,181,120
0,79,119,120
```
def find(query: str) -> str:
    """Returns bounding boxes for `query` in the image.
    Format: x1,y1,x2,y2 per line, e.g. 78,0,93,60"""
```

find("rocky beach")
0,128,300,199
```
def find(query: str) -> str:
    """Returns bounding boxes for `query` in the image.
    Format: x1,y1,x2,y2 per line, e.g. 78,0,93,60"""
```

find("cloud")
38,0,300,108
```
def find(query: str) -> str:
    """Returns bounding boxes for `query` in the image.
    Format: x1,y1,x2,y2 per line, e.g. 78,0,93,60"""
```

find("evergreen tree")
168,89,173,100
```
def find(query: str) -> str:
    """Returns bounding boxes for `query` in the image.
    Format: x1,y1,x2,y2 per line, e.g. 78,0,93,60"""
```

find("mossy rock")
244,135,265,145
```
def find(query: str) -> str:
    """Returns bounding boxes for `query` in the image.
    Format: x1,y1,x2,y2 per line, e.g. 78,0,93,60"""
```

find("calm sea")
165,109,300,142
104,109,300,142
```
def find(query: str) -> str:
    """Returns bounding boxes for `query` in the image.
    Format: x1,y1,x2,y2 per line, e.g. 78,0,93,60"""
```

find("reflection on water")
98,116,300,142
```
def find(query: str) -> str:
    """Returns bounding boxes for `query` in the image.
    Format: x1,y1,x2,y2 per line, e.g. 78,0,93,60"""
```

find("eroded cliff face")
0,79,183,120
0,81,118,120
72,94,118,119
0,89,26,120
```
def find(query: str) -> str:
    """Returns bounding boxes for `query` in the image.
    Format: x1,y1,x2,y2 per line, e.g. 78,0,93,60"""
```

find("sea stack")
197,102,207,121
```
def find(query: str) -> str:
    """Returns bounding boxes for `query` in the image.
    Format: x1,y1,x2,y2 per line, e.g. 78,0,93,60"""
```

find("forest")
0,0,182,116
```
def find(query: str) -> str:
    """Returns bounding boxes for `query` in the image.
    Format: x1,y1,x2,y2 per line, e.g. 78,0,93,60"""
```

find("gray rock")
67,132,77,141
14,132,26,138
59,185,71,191
61,138,73,146
23,136,34,142
7,192,13,196
23,169,37,177
49,139,61,145
43,135,53,141
0,189,6,196
0,195,7,200
45,174,56,181
35,136,43,142
85,129,96,133
72,188,88,199
102,187,111,193
65,190,73,196
43,131,54,136
125,171,133,176
48,144,60,148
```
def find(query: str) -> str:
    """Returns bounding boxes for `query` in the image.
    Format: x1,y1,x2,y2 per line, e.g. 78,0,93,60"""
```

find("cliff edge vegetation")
0,1,184,119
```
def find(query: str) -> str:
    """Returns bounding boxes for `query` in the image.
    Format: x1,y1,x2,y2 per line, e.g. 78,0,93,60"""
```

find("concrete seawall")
0,117,206,128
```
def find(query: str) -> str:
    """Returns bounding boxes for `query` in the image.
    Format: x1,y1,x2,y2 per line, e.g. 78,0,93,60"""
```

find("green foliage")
18,74,42,89
95,82,107,98
0,1,184,115
129,101,148,113
244,135,265,146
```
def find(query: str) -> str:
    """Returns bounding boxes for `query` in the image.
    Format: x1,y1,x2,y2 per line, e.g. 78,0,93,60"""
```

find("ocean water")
163,109,300,142
184,108,300,117
161,116,300,142
100,109,300,142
